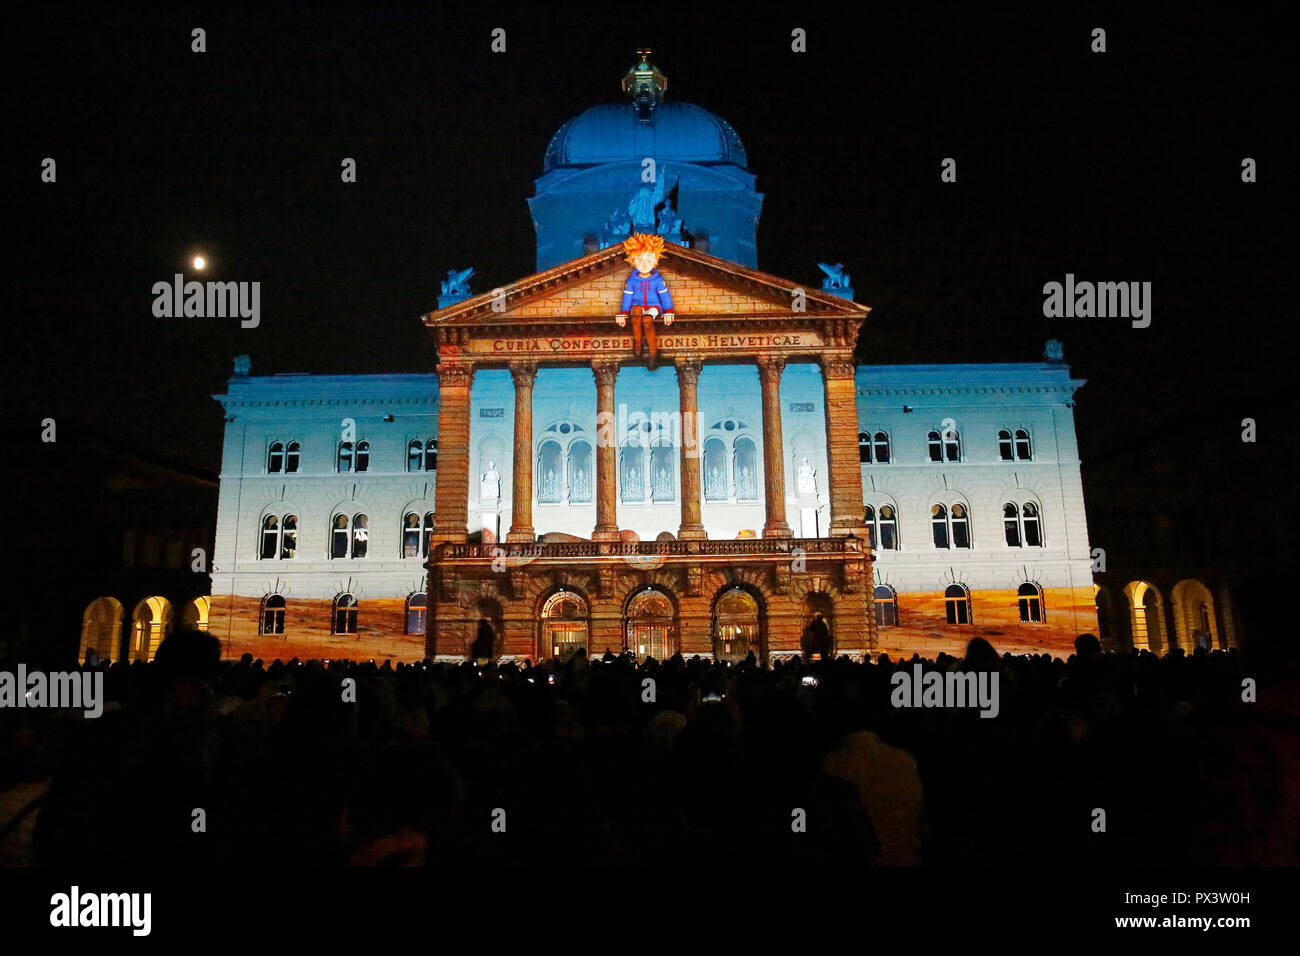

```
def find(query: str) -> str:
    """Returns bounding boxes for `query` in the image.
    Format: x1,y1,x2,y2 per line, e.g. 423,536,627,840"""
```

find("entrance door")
626,588,675,661
714,587,761,664
541,589,589,660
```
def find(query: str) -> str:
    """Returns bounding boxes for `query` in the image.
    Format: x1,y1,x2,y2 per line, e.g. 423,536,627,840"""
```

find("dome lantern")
622,49,667,122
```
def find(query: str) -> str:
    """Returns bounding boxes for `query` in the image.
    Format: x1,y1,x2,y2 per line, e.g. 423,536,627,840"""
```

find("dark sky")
7,4,1294,473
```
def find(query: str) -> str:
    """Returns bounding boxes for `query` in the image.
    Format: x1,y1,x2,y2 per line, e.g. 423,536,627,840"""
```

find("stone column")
430,361,474,544
675,356,706,540
821,352,869,536
592,359,621,541
506,362,537,542
757,355,793,538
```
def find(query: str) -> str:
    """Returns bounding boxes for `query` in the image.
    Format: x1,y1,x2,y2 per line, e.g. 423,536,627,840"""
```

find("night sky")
7,5,1294,487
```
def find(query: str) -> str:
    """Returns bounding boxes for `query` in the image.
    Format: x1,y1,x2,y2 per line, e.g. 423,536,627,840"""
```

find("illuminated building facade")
199,53,1111,663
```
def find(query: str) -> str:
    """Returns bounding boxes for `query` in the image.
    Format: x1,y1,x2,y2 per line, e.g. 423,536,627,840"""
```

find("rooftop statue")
818,262,851,290
441,267,475,297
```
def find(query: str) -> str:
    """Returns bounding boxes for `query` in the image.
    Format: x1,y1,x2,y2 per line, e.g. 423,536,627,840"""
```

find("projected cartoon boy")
615,233,675,368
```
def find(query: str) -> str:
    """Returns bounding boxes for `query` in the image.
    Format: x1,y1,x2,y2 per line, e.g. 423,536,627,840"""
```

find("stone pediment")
423,242,868,334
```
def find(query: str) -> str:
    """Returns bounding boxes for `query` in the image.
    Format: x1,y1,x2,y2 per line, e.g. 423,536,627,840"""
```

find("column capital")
591,358,621,389
674,355,704,386
508,361,538,388
437,362,475,389
756,354,786,380
818,352,856,380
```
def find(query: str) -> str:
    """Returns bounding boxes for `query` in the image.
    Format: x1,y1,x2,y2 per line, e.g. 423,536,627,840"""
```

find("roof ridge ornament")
622,49,667,122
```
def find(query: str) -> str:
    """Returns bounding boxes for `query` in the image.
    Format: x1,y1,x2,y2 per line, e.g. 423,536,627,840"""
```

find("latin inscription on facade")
475,331,824,356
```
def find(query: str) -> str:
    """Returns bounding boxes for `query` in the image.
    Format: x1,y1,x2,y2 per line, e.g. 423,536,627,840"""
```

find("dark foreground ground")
2,631,1297,868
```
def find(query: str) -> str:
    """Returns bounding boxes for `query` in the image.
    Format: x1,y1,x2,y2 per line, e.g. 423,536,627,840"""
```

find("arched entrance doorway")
181,596,210,631
1172,579,1219,650
80,597,123,663
130,596,173,662
625,587,675,661
713,586,762,664
1124,581,1166,653
540,589,589,660
800,592,834,660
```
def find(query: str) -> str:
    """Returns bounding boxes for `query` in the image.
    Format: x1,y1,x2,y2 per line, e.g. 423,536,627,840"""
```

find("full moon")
192,255,206,270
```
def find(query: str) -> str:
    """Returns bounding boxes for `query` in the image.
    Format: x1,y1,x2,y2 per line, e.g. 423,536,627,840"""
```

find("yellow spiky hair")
622,232,665,264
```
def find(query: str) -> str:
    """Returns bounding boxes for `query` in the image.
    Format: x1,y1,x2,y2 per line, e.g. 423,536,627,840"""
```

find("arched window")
873,431,891,463
261,515,280,559
858,432,871,463
337,441,353,473
1018,582,1044,623
260,594,286,635
1004,503,1021,546
423,511,435,556
568,441,592,502
406,593,427,634
426,439,438,472
950,503,969,547
281,514,297,558
260,514,296,559
944,429,961,462
408,440,423,472
355,441,370,473
351,514,368,558
621,441,645,501
1015,429,1032,460
1000,428,1033,461
331,514,349,558
931,504,948,549
651,444,675,502
285,441,300,472
866,504,898,550
733,437,757,501
1022,502,1041,546
333,593,358,635
268,442,284,473
402,512,422,558
703,438,727,501
874,584,898,627
1004,501,1043,547
537,440,562,503
945,584,972,625
927,429,960,462
934,503,970,548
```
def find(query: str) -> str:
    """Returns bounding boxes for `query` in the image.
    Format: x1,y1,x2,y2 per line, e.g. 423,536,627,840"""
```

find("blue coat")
620,269,674,313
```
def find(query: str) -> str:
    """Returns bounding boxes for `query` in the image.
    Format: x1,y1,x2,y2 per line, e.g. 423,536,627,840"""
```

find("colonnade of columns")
429,352,865,546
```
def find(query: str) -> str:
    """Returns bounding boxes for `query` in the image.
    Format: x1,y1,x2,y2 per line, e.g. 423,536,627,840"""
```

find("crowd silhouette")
1,630,1293,867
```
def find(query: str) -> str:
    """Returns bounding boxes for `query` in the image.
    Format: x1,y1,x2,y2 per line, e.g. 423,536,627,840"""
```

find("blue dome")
543,102,748,172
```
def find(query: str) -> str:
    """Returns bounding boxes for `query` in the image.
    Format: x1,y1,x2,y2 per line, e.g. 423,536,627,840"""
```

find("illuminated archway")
1171,579,1220,650
1123,581,1167,653
181,596,210,632
800,592,835,659
540,588,589,660
130,596,173,662
80,597,123,663
624,586,676,661
712,585,763,664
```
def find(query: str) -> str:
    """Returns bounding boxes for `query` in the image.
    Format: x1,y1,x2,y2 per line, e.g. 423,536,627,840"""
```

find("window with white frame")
1003,501,1043,547
260,514,297,559
865,503,898,550
945,584,972,625
931,502,971,549
1018,582,1044,623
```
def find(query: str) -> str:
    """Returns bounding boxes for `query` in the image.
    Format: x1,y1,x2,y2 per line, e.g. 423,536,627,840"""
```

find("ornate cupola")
622,49,667,122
